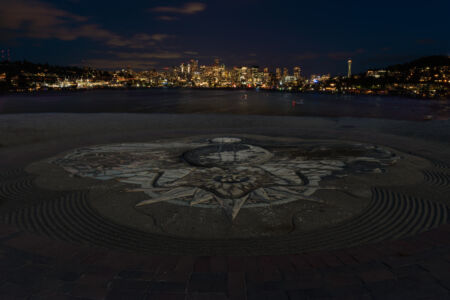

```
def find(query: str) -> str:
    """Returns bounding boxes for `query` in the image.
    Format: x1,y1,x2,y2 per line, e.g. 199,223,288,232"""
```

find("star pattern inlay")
51,137,399,220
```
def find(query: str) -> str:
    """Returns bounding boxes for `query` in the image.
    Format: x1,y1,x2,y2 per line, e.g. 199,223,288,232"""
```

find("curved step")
423,170,450,187
0,177,35,202
3,187,448,254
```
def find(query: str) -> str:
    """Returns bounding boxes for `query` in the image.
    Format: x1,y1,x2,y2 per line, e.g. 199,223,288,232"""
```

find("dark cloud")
151,2,206,15
111,51,182,60
81,50,184,70
157,16,179,21
0,0,171,48
81,58,158,70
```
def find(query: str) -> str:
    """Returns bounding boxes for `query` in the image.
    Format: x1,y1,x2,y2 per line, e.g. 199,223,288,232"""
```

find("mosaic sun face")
51,137,399,220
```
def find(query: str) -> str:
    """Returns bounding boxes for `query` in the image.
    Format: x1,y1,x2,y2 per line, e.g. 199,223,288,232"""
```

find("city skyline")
0,0,449,75
2,55,448,99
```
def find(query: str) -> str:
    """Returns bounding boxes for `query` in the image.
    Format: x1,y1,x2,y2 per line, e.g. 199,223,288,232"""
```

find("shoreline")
2,86,449,101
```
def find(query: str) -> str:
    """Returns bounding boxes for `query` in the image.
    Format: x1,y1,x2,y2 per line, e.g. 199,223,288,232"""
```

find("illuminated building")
263,67,270,83
240,66,248,84
348,59,352,78
251,66,259,83
293,66,301,79
276,68,281,80
190,59,199,73
284,76,296,83
366,69,386,78
4,55,447,99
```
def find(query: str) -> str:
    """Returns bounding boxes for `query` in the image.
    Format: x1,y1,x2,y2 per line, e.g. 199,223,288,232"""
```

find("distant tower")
347,59,352,78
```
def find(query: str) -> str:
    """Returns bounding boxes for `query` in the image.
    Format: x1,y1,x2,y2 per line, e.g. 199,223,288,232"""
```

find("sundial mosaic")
51,136,399,220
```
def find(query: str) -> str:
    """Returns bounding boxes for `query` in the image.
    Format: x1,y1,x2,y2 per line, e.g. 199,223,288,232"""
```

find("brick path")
1,223,450,299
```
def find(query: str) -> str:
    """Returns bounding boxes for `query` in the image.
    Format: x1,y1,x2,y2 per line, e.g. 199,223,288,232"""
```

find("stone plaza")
0,113,449,299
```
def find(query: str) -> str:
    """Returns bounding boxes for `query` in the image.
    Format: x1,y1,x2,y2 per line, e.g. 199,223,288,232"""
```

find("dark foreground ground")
0,113,449,299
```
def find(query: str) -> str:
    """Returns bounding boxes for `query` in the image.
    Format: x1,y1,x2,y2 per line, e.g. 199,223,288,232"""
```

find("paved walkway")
1,222,450,299
1,114,449,299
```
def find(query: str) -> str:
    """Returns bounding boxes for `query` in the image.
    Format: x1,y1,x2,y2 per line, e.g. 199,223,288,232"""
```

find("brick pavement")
1,223,449,299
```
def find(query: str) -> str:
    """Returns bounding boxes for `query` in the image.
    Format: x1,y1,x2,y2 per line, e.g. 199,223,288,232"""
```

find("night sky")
0,0,449,75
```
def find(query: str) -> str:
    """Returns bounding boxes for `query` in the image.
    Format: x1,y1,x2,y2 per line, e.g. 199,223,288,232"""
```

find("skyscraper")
275,68,281,80
263,68,269,84
293,66,301,79
190,59,198,73
347,59,352,78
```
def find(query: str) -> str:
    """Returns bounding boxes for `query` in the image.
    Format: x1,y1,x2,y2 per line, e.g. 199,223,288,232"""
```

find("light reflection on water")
0,89,448,121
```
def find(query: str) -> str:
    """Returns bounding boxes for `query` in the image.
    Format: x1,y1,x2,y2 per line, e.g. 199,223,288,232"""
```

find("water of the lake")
1,89,449,121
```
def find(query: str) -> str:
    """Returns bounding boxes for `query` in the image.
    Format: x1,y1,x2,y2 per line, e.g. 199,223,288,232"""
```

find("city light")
1,56,449,99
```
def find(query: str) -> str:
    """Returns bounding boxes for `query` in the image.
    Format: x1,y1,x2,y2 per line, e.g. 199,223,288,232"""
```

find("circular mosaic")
50,137,398,220
1,135,448,254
